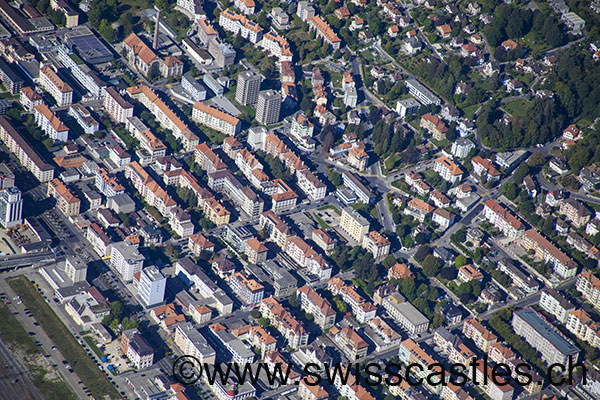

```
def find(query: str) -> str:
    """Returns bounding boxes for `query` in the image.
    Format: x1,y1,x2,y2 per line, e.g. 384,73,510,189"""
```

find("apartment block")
433,155,463,183
230,271,264,305
362,231,390,259
297,285,336,330
522,229,577,279
462,318,497,352
383,292,429,335
539,288,575,324
47,178,80,216
110,240,144,282
482,199,524,239
104,87,134,123
260,296,308,348
34,104,68,142
39,65,73,106
340,207,370,242
192,101,241,135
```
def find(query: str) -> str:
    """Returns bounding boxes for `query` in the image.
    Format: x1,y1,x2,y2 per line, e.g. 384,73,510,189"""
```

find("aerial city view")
0,0,599,398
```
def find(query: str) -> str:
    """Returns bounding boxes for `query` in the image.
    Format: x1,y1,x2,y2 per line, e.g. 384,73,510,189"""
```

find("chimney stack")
153,9,161,50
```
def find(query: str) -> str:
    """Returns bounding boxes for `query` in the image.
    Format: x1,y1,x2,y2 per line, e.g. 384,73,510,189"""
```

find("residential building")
192,101,241,135
383,292,429,335
433,156,463,183
559,198,592,228
497,258,539,294
539,288,575,324
69,104,99,135
342,171,375,204
235,70,261,106
405,198,435,222
260,30,293,62
121,329,153,369
34,104,68,142
462,318,497,352
330,325,369,359
405,78,441,105
20,87,42,111
110,240,144,282
181,73,207,101
296,170,326,201
296,1,316,22
297,285,336,330
104,87,134,123
566,309,600,348
260,297,308,348
576,270,600,310
138,266,166,308
0,186,22,228
256,90,281,125
328,278,376,323
39,65,73,106
482,199,524,239
286,236,332,281
340,207,370,242
0,58,23,94
512,307,580,367
362,231,390,259
47,178,80,216
229,272,264,305
308,16,341,49
522,229,577,279
208,170,264,218
312,229,336,255
123,33,183,78
203,197,231,226
174,322,216,363
395,98,421,118
458,264,483,282
420,113,448,140
433,208,456,230
471,156,501,182
451,138,475,158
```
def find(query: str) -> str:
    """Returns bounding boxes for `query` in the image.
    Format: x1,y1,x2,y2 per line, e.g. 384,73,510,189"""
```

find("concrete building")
405,78,441,105
192,102,241,136
39,65,73,106
104,87,134,123
110,241,144,282
256,90,281,125
181,73,207,101
34,104,68,142
383,292,429,335
340,207,370,242
512,307,580,367
235,70,261,106
539,288,575,324
0,186,22,228
138,266,166,308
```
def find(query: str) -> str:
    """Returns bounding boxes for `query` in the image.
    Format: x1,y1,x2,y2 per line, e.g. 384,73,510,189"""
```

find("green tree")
512,163,529,185
455,255,467,268
156,0,170,11
329,170,342,186
422,255,442,277
99,19,115,43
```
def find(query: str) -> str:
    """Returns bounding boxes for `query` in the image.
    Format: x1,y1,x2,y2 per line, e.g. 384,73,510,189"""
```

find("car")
5,301,10,304
52,346,57,350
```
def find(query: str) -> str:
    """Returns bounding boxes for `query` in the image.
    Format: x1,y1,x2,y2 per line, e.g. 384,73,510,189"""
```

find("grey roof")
515,307,579,355
542,288,574,311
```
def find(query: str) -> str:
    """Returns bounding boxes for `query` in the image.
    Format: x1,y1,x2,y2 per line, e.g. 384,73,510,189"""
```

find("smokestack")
153,9,160,50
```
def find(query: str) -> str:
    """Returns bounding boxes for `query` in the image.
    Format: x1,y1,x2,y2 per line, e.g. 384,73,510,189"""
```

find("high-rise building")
138,266,166,308
0,186,22,228
255,90,281,125
65,255,87,283
235,71,261,106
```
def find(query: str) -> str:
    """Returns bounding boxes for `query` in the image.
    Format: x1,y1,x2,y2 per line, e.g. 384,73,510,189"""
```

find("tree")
288,291,298,308
99,19,115,43
422,255,442,277
512,163,529,185
156,0,170,10
455,255,467,268
250,310,261,319
502,182,518,200
329,170,342,186
440,267,457,280
528,152,545,167
414,245,432,263
383,255,396,269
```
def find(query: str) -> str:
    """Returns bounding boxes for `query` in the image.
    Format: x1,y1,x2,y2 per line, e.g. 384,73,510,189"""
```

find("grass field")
8,276,121,400
0,304,40,354
317,204,342,215
502,99,530,117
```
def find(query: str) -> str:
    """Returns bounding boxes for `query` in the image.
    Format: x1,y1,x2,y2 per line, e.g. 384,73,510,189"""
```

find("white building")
192,102,241,136
138,266,166,308
39,65,73,107
34,104,69,142
0,186,22,228
110,241,144,282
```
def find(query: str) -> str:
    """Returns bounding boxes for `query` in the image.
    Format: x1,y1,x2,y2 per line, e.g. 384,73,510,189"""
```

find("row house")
286,236,331,281
260,297,308,348
297,285,336,330
260,30,293,62
104,87,134,124
125,161,176,217
482,199,525,239
34,104,68,142
398,338,441,395
296,169,326,201
475,363,514,400
366,317,401,352
522,229,578,279
39,65,73,106
127,85,198,151
208,170,264,218
566,309,600,348
259,210,291,250
47,178,80,216
576,270,600,310
229,271,264,305
462,318,497,352
247,326,277,358
471,156,501,183
163,168,210,208
195,142,227,174
433,156,464,183
329,326,369,359
271,179,298,213
328,277,377,323
192,101,241,135
86,222,112,258
559,198,592,228
308,16,341,50
219,9,263,44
